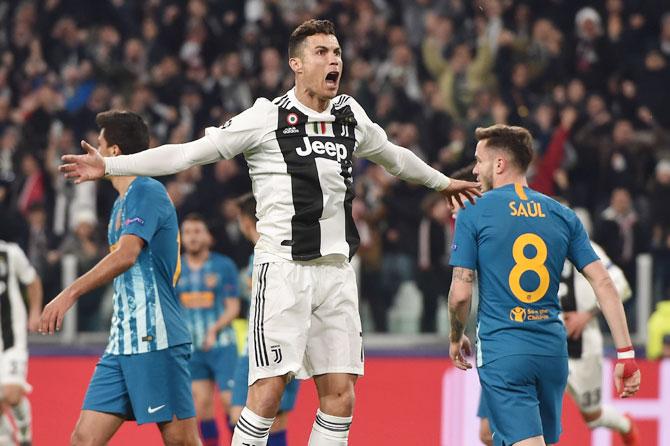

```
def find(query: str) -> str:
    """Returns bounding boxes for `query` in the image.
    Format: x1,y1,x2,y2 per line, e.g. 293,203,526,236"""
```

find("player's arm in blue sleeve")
447,207,477,370
119,182,164,246
40,233,144,334
203,258,241,350
566,211,599,271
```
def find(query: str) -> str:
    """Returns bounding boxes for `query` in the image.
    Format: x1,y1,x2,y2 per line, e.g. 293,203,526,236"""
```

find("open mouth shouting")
325,71,340,89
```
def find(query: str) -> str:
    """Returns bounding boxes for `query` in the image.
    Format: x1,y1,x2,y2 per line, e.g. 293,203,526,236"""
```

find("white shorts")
0,346,31,392
566,355,602,413
247,260,364,385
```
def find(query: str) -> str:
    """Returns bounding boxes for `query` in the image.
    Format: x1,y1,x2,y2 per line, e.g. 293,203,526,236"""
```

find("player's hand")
450,335,473,371
39,290,76,335
440,179,482,210
563,311,591,339
614,360,641,398
203,328,217,351
28,308,41,333
59,140,105,184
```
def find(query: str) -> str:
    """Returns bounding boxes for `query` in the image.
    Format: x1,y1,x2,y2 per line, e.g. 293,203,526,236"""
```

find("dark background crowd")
0,0,669,338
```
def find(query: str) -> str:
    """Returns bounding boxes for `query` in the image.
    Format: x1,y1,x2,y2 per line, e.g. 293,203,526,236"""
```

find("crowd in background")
0,0,669,339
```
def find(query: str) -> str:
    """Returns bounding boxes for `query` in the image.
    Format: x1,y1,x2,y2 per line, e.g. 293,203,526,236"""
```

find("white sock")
11,397,32,442
308,409,352,446
587,405,631,433
231,407,274,446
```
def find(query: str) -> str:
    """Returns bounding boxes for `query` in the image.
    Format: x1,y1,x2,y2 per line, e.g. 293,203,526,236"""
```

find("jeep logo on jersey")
295,136,348,163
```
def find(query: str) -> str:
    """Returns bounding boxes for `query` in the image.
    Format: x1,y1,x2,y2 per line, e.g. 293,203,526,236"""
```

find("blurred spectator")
17,152,46,217
571,7,613,91
595,188,649,298
55,209,105,331
417,193,453,333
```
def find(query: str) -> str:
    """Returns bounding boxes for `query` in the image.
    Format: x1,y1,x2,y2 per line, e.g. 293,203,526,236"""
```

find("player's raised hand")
59,140,105,184
450,334,473,371
39,290,76,335
614,360,641,398
440,179,482,210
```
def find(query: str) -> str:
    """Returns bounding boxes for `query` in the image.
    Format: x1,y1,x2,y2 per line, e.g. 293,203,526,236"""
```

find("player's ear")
495,156,505,174
111,145,122,157
289,56,303,74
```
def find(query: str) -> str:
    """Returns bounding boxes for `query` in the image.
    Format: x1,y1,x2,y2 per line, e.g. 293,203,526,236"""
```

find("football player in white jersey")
59,19,481,446
478,241,640,446
0,237,42,446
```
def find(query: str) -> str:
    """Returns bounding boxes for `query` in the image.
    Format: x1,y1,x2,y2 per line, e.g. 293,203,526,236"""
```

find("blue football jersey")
176,252,239,351
106,177,191,355
449,183,598,366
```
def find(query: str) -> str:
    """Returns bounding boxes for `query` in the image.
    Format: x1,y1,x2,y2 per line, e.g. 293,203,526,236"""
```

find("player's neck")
493,173,527,190
187,250,209,267
111,176,137,197
293,85,331,113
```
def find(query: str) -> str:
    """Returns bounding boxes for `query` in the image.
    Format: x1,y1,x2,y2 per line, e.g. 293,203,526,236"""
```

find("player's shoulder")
128,177,171,206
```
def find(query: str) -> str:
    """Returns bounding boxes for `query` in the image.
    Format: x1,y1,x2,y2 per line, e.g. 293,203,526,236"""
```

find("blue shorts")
231,349,299,412
82,344,195,425
478,354,568,446
189,345,238,391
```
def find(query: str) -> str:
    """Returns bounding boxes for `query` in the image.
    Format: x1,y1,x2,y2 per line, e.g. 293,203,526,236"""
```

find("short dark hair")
288,19,336,58
236,193,257,222
95,110,149,155
475,124,534,172
182,213,209,230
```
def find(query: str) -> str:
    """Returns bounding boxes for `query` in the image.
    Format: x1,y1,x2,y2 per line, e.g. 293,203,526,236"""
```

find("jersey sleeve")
120,182,165,245
566,211,599,271
346,97,389,158
449,206,478,270
9,244,36,285
219,257,240,299
204,98,273,159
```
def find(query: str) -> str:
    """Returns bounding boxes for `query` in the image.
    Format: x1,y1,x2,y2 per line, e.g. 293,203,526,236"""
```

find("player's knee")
247,378,285,417
161,428,200,446
581,408,602,424
319,387,355,417
70,428,97,446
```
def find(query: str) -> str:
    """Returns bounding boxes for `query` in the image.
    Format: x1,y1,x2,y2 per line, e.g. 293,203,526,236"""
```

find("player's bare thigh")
70,410,124,446
1,384,26,406
157,415,200,446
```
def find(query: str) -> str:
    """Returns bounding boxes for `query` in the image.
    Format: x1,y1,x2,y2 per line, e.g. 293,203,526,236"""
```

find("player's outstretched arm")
448,267,475,370
582,260,641,398
59,136,222,183
363,141,481,209
39,235,144,334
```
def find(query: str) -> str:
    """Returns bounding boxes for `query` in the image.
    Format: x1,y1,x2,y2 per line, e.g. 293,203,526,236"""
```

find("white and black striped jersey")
558,242,631,358
0,241,37,352
204,88,389,263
